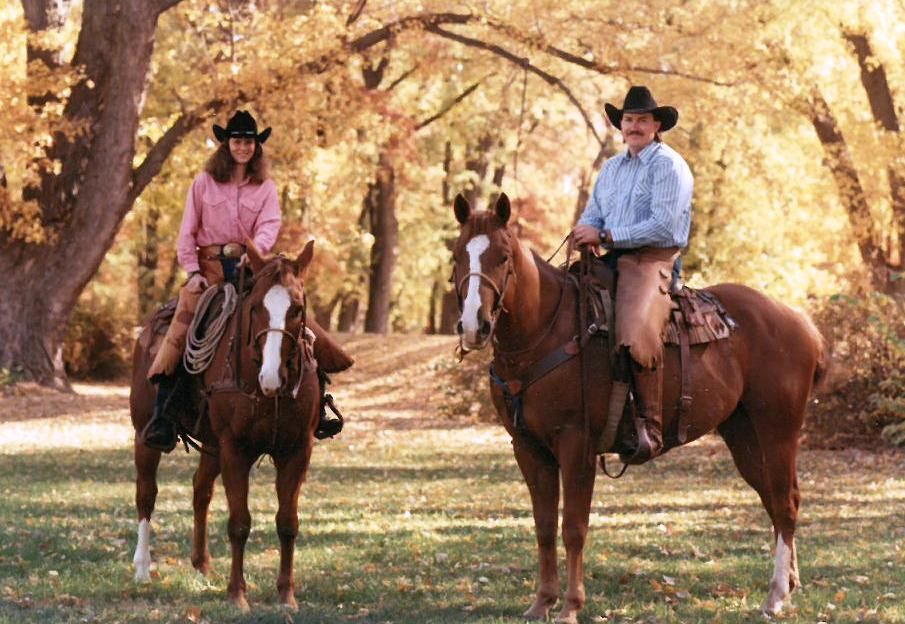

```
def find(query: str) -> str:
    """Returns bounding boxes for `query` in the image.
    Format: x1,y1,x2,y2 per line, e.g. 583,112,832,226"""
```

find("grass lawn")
1,335,903,623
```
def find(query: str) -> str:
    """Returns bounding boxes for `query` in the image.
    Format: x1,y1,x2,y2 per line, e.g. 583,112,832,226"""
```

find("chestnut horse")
452,194,827,623
130,242,320,612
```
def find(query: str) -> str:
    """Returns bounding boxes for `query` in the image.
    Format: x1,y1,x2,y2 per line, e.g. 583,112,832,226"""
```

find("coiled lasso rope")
183,283,238,375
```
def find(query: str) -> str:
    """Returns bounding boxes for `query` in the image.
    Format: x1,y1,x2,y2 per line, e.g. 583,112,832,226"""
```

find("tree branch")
425,24,604,147
129,108,213,203
346,0,368,26
482,18,735,87
416,78,486,131
158,0,184,14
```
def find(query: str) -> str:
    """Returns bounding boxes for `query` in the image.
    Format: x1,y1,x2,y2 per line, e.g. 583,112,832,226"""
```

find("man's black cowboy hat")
213,110,272,144
604,86,678,132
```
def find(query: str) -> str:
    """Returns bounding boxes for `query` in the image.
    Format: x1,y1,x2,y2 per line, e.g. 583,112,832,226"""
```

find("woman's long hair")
204,141,270,184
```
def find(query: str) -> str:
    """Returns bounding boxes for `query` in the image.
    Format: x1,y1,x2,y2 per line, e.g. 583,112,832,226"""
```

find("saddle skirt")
662,287,736,347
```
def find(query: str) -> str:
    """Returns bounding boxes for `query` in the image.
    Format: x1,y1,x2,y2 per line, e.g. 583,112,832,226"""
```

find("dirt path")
0,333,469,452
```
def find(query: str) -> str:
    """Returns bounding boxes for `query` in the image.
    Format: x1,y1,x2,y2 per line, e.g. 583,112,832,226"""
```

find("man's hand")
187,272,208,291
573,224,606,247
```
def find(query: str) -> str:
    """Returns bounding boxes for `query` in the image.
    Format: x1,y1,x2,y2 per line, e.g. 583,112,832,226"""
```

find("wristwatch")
599,230,609,244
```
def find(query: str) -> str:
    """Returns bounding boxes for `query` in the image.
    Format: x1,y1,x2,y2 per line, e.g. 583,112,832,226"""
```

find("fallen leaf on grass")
711,583,746,599
185,607,202,623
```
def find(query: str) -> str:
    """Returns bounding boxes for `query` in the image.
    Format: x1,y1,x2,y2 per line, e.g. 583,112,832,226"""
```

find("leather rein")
201,270,311,455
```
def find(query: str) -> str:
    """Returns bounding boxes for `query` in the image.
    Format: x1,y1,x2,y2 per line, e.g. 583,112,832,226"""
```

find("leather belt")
198,243,245,260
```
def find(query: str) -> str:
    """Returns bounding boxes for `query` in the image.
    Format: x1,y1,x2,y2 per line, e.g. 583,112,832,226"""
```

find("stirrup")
314,394,345,440
139,415,178,453
619,418,659,465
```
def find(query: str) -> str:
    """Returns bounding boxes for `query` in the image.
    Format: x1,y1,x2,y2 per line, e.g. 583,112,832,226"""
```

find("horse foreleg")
133,442,161,582
273,446,313,611
555,431,596,624
220,440,255,612
513,436,561,620
191,448,221,576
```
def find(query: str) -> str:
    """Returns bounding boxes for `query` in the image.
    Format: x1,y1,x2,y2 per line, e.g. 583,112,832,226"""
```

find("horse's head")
451,193,514,352
245,240,315,397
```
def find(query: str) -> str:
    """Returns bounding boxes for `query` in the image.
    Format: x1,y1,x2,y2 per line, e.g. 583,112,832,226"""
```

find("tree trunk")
337,295,360,332
313,293,340,330
574,133,617,223
0,0,172,385
844,31,905,286
363,149,398,333
137,205,162,320
805,86,890,292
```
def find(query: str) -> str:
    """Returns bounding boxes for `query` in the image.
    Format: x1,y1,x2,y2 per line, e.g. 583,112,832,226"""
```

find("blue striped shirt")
578,142,693,249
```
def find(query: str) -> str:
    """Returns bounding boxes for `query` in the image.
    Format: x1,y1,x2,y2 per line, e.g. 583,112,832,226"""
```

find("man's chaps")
614,246,680,462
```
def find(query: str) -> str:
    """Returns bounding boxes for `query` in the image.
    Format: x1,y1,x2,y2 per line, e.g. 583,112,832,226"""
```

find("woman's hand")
187,272,208,291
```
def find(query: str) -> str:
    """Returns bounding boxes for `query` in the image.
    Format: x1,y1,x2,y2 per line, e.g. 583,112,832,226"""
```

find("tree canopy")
0,0,903,386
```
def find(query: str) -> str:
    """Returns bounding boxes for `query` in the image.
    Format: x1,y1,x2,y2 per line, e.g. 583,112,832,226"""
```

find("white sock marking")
259,285,291,394
461,235,490,341
133,518,151,582
764,534,792,614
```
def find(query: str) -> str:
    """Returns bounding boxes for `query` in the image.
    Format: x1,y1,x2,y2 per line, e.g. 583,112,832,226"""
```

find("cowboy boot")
314,369,345,440
622,365,664,465
139,374,178,453
307,319,354,373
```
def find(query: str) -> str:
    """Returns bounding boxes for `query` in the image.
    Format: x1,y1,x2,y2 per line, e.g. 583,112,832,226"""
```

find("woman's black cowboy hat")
213,110,272,144
604,86,678,132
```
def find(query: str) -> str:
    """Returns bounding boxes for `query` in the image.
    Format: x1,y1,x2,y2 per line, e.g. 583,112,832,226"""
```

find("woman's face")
228,137,256,165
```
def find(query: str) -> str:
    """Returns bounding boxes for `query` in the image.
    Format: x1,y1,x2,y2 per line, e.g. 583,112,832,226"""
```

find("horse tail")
799,309,830,392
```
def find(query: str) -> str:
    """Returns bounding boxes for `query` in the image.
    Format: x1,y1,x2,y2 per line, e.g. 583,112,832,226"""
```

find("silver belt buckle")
222,242,243,258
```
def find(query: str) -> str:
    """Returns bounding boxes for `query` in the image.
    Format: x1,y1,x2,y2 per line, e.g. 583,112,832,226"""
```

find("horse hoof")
554,610,579,624
230,594,251,613
192,560,211,576
280,594,299,612
134,569,151,583
523,598,555,620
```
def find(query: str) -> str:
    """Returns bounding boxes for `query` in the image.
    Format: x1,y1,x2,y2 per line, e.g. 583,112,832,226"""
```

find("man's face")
621,112,661,153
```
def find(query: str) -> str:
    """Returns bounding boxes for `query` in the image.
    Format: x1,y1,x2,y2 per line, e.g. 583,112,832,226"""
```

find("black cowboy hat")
604,86,678,132
212,110,272,144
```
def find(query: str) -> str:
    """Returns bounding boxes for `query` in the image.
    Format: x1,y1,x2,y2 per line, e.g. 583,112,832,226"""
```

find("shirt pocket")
200,191,230,226
238,197,262,232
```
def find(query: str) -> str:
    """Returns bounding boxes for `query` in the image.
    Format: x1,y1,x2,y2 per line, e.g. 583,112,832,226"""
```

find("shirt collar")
623,141,661,163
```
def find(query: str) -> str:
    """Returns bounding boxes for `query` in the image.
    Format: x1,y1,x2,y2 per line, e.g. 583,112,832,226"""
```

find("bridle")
452,256,514,350
251,291,308,397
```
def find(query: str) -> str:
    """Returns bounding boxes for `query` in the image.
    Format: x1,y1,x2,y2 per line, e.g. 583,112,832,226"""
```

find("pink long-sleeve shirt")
176,172,282,273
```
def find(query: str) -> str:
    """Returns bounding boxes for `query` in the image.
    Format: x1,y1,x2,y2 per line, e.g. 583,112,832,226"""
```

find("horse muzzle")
457,317,494,351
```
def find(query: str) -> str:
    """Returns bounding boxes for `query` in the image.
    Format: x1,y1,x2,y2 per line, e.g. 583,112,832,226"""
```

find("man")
573,85,693,463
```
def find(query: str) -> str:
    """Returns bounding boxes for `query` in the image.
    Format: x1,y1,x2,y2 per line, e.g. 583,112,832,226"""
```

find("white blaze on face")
133,518,151,582
461,235,490,342
763,534,793,614
259,284,291,395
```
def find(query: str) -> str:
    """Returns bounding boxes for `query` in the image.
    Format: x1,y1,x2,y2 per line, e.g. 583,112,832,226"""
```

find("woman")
141,110,352,452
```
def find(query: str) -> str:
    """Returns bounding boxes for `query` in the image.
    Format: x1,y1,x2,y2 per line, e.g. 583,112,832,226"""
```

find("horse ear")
295,239,315,277
454,194,471,224
246,239,267,273
495,192,511,224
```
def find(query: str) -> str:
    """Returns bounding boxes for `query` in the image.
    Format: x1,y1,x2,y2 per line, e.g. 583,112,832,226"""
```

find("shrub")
809,293,905,448
63,297,133,380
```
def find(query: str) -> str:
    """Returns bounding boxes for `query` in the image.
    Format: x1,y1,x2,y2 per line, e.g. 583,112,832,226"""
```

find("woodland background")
0,0,902,446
